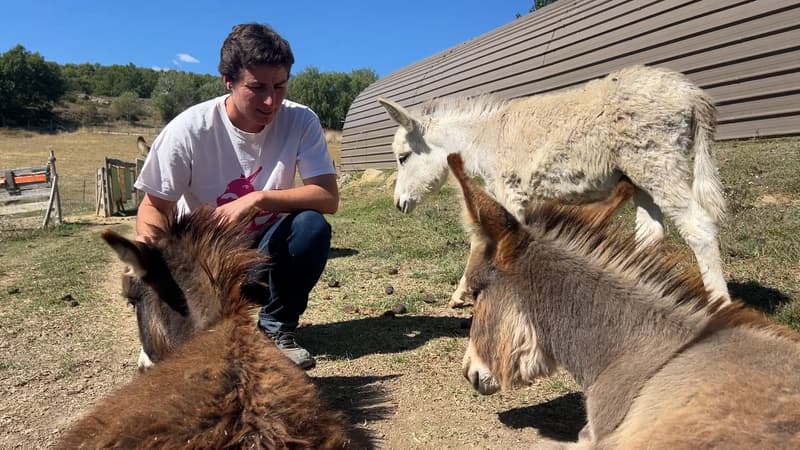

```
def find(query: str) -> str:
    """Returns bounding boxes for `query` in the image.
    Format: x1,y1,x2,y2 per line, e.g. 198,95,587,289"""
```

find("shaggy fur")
60,208,354,449
449,153,800,449
379,65,729,303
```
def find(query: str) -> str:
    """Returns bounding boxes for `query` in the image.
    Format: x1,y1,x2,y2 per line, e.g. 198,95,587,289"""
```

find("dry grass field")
0,127,343,219
0,129,798,449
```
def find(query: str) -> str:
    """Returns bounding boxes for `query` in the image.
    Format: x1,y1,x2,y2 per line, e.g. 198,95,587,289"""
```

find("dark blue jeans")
255,210,331,333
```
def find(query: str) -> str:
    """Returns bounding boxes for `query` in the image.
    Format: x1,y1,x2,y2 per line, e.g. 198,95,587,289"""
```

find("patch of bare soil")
0,256,140,449
756,193,800,207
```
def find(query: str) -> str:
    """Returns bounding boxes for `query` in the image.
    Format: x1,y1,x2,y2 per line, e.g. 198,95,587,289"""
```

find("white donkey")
378,65,729,305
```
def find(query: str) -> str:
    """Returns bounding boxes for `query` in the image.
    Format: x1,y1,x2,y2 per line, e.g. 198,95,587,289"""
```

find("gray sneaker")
259,326,316,370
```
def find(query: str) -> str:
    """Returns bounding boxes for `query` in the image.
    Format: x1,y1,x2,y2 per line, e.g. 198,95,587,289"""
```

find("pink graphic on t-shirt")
216,166,276,232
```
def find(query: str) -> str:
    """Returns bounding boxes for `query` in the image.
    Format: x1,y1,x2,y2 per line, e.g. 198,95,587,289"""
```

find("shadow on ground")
315,374,397,449
330,247,359,259
301,315,468,359
498,392,586,442
728,280,794,314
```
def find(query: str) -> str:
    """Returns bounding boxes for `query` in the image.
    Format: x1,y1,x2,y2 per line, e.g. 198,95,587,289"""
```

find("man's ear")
222,74,233,90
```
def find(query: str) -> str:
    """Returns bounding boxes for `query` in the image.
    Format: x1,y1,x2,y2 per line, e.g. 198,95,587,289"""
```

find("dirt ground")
0,223,141,448
0,220,583,450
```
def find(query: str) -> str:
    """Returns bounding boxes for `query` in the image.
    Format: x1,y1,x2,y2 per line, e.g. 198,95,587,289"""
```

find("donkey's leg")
448,273,471,308
661,199,730,302
633,188,665,248
137,347,154,372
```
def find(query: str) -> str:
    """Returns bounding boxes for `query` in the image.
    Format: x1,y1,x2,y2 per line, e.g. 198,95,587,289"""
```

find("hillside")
50,94,163,132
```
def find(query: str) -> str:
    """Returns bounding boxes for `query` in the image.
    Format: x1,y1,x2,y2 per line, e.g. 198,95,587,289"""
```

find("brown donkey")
448,153,800,449
60,207,354,449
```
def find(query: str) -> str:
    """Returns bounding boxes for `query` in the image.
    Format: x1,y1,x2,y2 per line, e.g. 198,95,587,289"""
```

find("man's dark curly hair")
218,23,295,82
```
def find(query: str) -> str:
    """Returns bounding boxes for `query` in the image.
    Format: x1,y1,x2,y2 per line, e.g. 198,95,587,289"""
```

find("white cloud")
176,53,200,64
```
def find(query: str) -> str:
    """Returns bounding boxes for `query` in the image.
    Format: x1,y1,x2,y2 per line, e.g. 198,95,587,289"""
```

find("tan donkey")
448,153,800,449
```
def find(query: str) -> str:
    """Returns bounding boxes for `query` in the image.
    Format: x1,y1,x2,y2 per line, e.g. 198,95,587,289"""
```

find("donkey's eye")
398,153,411,165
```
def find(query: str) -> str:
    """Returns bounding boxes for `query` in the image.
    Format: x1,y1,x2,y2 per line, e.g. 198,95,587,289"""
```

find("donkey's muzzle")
395,197,417,214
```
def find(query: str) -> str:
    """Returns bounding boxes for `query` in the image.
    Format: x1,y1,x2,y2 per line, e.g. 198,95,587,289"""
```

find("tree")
532,0,558,11
80,102,100,126
287,67,378,130
111,91,143,123
152,71,196,122
61,63,98,94
196,78,226,102
0,45,66,125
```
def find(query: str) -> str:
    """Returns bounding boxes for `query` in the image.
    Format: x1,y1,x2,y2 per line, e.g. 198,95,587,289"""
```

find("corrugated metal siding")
341,0,800,171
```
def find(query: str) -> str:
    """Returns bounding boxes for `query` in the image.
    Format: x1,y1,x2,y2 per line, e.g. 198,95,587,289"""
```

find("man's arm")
214,173,339,224
136,193,178,242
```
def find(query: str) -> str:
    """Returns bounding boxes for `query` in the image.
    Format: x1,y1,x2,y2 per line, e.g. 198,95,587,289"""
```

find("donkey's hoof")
448,298,465,308
448,293,472,309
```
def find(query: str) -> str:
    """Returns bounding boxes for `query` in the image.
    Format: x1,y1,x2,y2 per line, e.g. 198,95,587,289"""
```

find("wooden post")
41,150,62,228
95,168,102,216
49,150,62,224
104,157,114,216
102,166,112,217
42,175,57,228
4,170,18,193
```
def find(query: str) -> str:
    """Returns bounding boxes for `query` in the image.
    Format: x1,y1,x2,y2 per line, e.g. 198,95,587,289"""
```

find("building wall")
341,0,800,171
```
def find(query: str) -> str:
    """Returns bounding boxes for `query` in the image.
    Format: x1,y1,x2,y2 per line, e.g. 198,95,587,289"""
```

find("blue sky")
1,1,534,78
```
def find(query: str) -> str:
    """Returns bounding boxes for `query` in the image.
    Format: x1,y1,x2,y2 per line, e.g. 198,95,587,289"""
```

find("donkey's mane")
417,94,509,123
150,207,267,313
522,202,795,340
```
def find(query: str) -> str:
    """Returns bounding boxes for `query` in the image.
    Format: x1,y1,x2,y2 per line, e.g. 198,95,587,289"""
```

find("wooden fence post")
95,168,103,216
41,150,62,228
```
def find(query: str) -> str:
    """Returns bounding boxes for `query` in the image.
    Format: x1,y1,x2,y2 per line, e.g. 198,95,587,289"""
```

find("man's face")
224,65,289,133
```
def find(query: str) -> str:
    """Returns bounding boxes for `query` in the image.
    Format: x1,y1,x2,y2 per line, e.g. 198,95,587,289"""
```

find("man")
134,23,338,370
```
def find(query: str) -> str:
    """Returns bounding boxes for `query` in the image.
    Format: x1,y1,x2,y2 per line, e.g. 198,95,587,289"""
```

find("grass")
0,220,131,325
0,128,156,216
1,131,797,327
714,138,800,325
315,185,468,315
0,129,798,448
0,127,343,217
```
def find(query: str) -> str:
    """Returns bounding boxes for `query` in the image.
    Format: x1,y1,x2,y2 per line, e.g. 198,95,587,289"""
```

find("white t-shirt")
134,95,335,231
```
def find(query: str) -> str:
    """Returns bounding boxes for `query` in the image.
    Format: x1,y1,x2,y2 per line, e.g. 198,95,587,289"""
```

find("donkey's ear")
447,153,519,242
378,97,421,134
101,230,148,278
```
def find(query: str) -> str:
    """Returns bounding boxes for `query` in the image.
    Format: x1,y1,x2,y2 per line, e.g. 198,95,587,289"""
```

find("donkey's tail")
691,95,726,225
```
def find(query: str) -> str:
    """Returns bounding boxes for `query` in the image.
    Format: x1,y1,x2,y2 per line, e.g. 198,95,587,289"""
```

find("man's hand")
214,192,262,225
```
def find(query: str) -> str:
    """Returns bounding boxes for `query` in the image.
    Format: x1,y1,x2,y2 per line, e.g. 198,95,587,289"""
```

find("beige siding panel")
717,114,800,139
341,125,397,146
707,71,800,104
717,93,800,121
342,0,800,171
342,152,396,167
